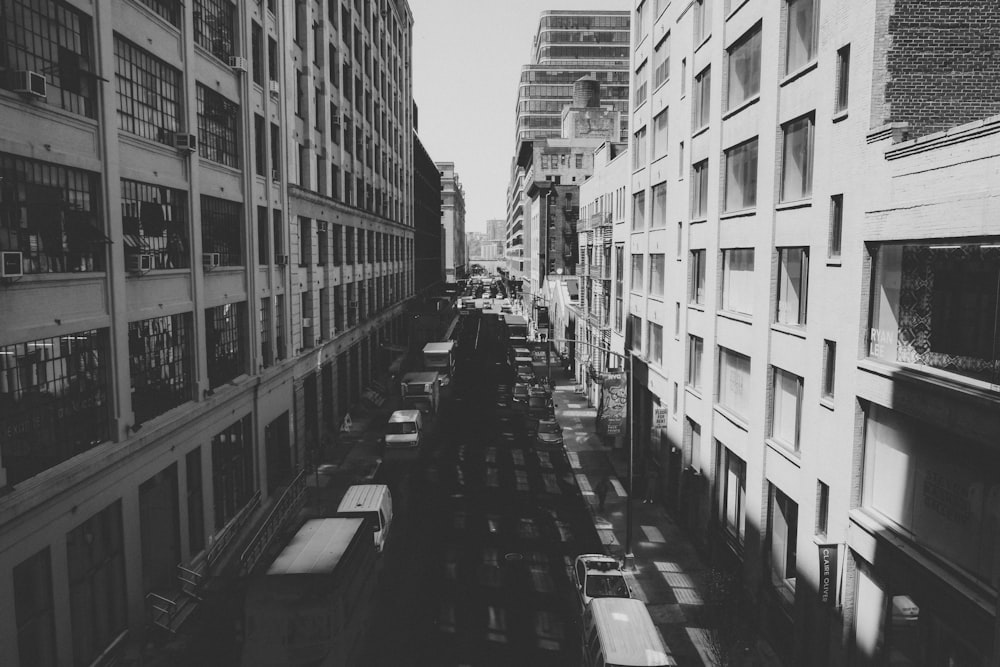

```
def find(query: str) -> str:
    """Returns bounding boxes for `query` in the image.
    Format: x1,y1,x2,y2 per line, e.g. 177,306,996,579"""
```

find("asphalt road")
357,312,605,666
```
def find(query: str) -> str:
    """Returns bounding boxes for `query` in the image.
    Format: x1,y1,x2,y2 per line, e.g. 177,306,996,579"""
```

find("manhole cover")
504,553,524,562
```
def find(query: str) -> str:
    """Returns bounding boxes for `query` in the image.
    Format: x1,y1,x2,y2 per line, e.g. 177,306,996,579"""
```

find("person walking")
642,466,659,504
594,475,612,512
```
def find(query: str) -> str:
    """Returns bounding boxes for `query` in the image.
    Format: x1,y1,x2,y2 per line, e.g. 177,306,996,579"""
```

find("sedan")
572,554,632,610
534,418,564,449
526,395,555,420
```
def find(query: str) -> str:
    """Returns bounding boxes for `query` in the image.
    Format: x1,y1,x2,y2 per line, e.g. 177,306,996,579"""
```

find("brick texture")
875,0,1000,139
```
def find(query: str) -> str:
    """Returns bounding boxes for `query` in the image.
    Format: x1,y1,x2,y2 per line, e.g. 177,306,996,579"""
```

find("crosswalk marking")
576,473,593,494
598,528,619,546
567,451,581,468
641,525,666,542
654,560,682,573
663,572,697,588
673,587,704,605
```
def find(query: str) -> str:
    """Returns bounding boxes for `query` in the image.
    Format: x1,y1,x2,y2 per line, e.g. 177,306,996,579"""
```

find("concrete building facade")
0,0,416,663
623,0,1000,664
436,161,466,283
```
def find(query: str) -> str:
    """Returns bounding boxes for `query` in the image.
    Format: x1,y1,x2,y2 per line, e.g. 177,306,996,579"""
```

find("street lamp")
550,336,636,564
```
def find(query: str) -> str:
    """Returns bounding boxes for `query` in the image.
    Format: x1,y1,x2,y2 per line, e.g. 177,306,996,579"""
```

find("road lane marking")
641,525,666,542
566,452,581,468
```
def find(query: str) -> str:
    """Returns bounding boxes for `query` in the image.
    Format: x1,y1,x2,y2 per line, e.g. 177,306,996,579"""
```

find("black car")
534,418,564,449
526,394,555,419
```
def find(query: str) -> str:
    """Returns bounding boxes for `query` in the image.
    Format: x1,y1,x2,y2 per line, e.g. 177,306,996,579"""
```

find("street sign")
653,408,669,429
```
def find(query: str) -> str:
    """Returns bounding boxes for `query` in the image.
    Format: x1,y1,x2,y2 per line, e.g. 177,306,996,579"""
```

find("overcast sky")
409,0,629,233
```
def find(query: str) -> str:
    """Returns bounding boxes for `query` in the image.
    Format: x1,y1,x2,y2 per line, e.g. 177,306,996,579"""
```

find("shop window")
121,178,189,270
0,153,106,274
868,241,1000,387
128,313,193,423
200,195,243,266
114,36,182,144
716,443,746,546
14,548,56,667
0,329,111,485
205,301,247,387
767,485,798,610
66,501,127,666
717,347,751,420
211,415,255,531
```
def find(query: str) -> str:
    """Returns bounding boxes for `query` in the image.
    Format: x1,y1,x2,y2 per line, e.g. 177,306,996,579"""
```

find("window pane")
689,249,706,304
718,347,751,419
632,190,646,229
651,182,667,228
829,195,844,258
722,248,755,314
771,368,802,449
653,34,670,88
781,115,814,201
785,0,816,73
692,160,709,218
650,253,665,296
694,67,711,129
653,109,669,159
836,45,851,111
631,253,644,292
724,138,758,211
727,26,761,108
777,247,808,325
687,335,703,388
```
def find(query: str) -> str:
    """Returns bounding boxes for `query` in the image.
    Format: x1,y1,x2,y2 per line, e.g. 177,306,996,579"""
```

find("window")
631,253,644,293
186,448,205,553
268,37,277,81
1,0,98,117
678,141,685,178
114,37,182,144
815,481,829,537
648,322,664,365
136,0,181,25
634,0,647,41
317,224,328,266
632,190,646,230
259,296,272,367
836,44,851,111
653,109,669,160
718,347,751,420
717,444,746,545
575,153,583,169
14,549,56,667
121,178,190,271
693,67,711,129
211,415,255,531
776,247,809,326
346,227,355,263
768,485,798,608
301,291,314,347
251,22,263,84
254,115,266,177
651,182,667,228
275,294,286,360
205,301,247,387
868,241,1000,387
680,58,687,95
727,25,761,109
628,314,643,353
720,248,755,315
0,329,111,485
193,0,236,61
615,244,624,330
299,217,312,265
332,224,342,266
196,84,240,168
771,367,803,450
689,249,706,305
822,340,836,398
649,253,665,297
653,33,670,88
676,221,683,259
271,208,283,262
687,335,703,389
780,114,814,201
270,122,281,180
201,196,243,266
724,137,758,211
129,314,193,423
694,0,712,44
785,0,818,74
691,159,709,218
674,302,681,336
632,126,648,169
829,194,843,258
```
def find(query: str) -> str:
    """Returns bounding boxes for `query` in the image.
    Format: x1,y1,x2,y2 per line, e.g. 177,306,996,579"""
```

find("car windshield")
386,422,417,435
528,397,548,408
586,574,630,598
538,422,559,434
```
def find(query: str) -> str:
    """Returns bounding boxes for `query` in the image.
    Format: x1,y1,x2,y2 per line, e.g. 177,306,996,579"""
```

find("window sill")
687,303,705,312
726,0,751,20
685,385,703,400
832,109,849,123
819,396,835,411
653,79,669,96
826,256,843,267
694,34,712,54
690,217,708,224
692,125,709,139
765,438,801,466
722,94,760,121
771,322,807,339
775,198,812,211
713,404,749,432
720,207,756,220
717,310,752,325
780,59,819,87
15,271,107,284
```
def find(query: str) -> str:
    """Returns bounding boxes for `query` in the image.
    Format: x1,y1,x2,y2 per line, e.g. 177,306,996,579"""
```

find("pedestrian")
594,475,612,512
642,466,659,504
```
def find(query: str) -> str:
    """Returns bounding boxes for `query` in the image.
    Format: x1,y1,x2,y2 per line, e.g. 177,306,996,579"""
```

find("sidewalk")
552,381,783,667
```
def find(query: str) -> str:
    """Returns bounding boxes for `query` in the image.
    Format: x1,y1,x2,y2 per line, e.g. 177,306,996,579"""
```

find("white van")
582,598,675,666
383,409,423,454
336,484,393,554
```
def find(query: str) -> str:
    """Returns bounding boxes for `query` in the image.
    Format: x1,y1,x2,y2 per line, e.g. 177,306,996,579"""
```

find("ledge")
832,109,849,124
775,198,812,211
722,94,760,121
717,310,753,325
819,396,835,412
720,207,756,220
771,322,807,339
713,404,749,432
726,0,751,20
765,438,801,466
779,59,818,88
692,125,709,139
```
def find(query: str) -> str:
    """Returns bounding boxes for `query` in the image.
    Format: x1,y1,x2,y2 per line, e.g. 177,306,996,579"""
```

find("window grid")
128,313,192,423
205,302,247,387
193,0,235,61
653,33,670,88
196,84,240,168
200,195,242,266
121,178,189,269
136,0,181,25
0,153,105,274
1,0,97,117
211,415,255,531
114,36,182,144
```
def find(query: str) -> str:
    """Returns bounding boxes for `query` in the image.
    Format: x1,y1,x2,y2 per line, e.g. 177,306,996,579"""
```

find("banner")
597,371,627,436
817,543,839,608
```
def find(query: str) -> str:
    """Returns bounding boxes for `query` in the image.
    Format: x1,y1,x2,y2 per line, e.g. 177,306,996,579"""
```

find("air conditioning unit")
1,251,23,278
275,254,288,265
172,133,197,152
229,56,248,72
301,317,313,328
127,254,153,273
271,169,281,182
202,252,221,268
13,71,46,99
268,80,280,95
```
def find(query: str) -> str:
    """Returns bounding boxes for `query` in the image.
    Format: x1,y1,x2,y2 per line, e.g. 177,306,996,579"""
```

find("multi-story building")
625,0,1000,664
436,161,466,282
0,0,415,663
413,132,443,294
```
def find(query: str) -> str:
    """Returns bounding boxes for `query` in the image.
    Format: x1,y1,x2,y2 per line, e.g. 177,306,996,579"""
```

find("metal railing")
239,469,308,575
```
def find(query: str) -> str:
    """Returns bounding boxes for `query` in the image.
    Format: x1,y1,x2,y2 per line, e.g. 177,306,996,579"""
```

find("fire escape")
581,211,613,375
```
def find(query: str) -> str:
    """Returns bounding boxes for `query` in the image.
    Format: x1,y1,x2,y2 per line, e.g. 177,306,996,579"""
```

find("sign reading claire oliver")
817,543,839,608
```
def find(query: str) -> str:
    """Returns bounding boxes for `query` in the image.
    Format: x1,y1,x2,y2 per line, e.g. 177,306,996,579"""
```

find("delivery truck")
422,341,456,386
400,371,440,415
241,517,378,666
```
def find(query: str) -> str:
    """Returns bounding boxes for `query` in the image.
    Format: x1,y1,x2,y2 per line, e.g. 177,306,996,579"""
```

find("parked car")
512,382,531,405
572,554,632,610
526,394,555,419
534,418,564,449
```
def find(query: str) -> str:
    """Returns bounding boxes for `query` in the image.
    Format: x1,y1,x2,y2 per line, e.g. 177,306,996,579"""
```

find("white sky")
409,0,629,233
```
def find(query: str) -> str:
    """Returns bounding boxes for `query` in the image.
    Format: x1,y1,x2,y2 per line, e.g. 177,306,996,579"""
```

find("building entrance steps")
551,383,784,667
